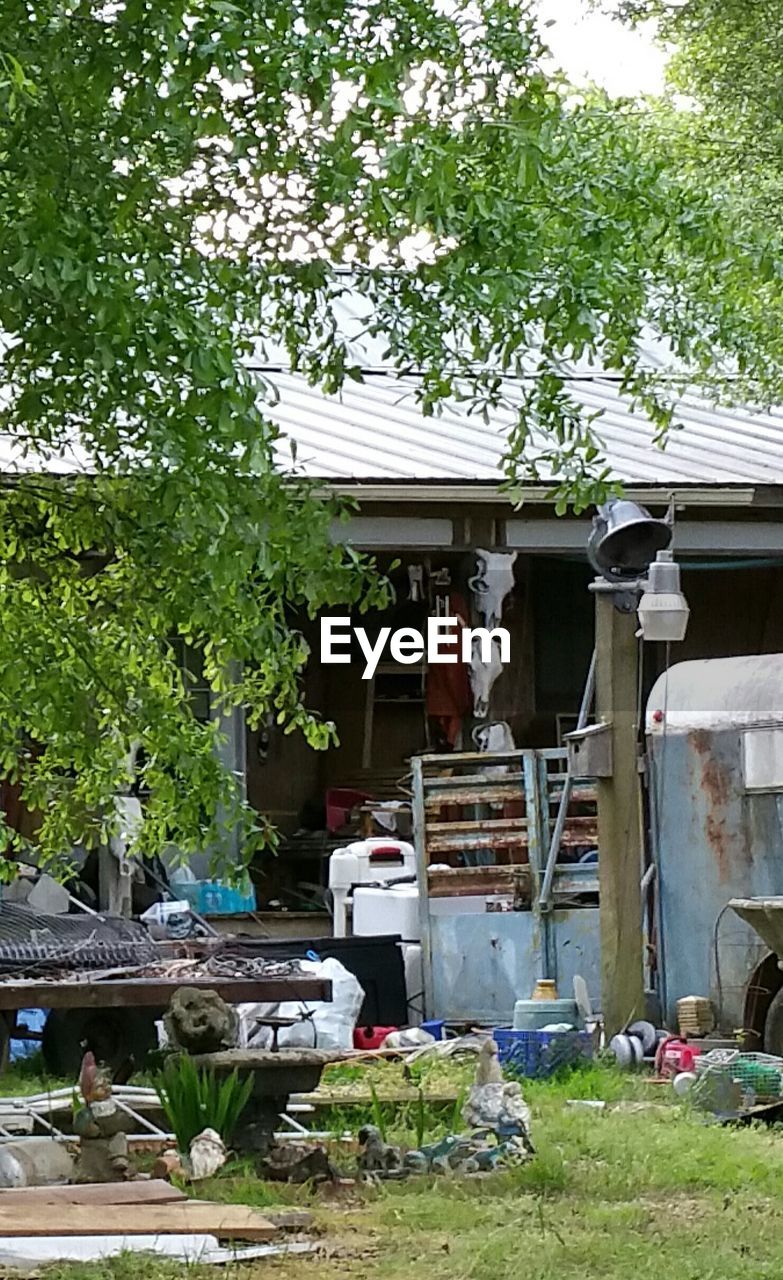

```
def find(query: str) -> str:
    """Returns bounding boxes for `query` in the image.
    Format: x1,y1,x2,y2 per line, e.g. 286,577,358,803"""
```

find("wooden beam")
0,1203,280,1241
0,976,331,1011
0,1181,186,1208
595,592,645,1037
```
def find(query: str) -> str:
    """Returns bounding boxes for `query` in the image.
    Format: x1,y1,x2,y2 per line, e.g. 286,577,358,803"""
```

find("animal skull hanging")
467,551,517,717
469,634,504,719
472,720,515,776
472,721,516,754
468,550,518,629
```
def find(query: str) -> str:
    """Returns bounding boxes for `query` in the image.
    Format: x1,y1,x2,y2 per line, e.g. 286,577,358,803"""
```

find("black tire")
764,986,783,1056
42,1007,159,1077
0,1013,13,1073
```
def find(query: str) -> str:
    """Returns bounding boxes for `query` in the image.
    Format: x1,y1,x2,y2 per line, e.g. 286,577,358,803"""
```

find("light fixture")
637,550,690,642
588,499,672,582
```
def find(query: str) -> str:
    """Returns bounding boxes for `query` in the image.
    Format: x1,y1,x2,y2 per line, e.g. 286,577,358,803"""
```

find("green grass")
6,1058,783,1279
0,1051,69,1096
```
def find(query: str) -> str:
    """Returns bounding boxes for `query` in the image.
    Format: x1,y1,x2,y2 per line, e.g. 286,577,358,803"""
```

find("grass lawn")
8,1058,783,1280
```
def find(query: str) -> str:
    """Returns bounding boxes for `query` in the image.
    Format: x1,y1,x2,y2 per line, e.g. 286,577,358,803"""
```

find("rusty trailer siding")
425,904,600,1023
650,729,778,1031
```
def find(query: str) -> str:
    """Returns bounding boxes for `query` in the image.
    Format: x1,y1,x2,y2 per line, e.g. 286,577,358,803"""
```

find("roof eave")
308,479,761,507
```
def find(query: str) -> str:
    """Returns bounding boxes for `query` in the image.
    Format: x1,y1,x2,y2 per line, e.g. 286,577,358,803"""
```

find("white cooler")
352,883,420,941
329,838,416,937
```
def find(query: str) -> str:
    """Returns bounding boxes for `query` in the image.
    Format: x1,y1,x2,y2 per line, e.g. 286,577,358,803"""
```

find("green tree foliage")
613,2,783,197
2,0,783,873
618,0,782,151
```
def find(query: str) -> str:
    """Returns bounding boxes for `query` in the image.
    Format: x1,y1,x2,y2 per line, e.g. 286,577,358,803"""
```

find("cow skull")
472,721,515,754
472,720,515,779
469,634,504,718
468,550,518,629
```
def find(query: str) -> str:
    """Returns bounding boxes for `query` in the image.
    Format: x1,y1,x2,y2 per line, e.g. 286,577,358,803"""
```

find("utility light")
637,550,690,642
588,499,672,581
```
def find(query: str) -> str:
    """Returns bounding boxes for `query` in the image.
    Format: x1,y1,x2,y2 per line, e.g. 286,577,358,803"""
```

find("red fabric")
426,592,471,745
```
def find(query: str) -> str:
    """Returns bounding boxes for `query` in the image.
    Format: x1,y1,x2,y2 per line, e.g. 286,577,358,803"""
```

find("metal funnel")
730,897,783,958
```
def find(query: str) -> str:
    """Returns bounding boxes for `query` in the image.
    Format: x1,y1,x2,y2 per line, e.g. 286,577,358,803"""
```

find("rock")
152,1150,184,1181
0,1140,75,1188
27,873,70,915
164,987,239,1054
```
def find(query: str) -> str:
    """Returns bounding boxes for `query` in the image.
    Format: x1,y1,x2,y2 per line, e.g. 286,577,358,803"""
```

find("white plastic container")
400,942,424,1025
329,838,416,937
513,997,582,1030
352,884,420,941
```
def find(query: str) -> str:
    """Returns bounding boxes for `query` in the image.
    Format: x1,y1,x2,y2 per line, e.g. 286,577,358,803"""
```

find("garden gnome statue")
73,1051,134,1182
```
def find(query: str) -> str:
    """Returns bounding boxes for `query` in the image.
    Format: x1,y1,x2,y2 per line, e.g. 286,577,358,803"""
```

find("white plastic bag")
238,957,364,1052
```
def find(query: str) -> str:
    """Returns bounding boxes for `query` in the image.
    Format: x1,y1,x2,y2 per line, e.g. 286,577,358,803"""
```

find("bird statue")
357,1125,402,1176
461,1039,534,1154
475,1039,504,1086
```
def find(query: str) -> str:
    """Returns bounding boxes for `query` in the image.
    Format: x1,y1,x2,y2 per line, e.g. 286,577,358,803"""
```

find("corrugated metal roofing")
2,275,782,486
7,370,780,486
266,370,783,486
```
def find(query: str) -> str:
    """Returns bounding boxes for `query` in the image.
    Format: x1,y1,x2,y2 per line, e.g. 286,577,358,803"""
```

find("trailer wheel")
0,1013,13,1073
42,1008,158,1077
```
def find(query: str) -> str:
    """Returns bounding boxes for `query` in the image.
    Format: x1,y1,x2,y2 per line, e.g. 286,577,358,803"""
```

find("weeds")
156,1055,253,1152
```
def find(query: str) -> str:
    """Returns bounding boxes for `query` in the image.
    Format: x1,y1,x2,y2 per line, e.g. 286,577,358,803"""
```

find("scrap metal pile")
0,903,157,975
0,904,304,983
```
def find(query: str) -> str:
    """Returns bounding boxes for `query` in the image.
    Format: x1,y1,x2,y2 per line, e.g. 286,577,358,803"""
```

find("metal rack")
412,747,599,1022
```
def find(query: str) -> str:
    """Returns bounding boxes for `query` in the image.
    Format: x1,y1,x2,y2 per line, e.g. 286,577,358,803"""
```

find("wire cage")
692,1050,783,1112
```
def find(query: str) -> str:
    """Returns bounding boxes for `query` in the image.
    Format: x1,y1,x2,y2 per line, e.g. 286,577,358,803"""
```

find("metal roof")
3,276,783,487
266,371,783,486
647,655,783,732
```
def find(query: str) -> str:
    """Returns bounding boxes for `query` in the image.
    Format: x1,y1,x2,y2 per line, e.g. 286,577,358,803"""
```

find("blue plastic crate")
494,1028,593,1079
178,877,256,916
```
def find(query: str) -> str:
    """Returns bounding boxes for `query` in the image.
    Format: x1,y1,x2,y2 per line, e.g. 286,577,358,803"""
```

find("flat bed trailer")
0,974,332,1075
0,975,330,1010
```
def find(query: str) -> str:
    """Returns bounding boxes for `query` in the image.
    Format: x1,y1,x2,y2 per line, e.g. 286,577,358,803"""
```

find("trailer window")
742,727,783,792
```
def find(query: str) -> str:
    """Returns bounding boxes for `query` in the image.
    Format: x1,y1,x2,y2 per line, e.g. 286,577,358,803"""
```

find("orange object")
532,980,558,1001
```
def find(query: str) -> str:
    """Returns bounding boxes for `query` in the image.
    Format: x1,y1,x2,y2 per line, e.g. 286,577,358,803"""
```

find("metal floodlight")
637,550,690,642
588,499,672,582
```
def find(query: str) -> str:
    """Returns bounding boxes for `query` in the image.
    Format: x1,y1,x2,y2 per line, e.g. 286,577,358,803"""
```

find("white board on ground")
0,1236,316,1268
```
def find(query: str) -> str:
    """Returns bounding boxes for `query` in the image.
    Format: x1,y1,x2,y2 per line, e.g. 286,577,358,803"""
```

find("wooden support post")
595,590,644,1037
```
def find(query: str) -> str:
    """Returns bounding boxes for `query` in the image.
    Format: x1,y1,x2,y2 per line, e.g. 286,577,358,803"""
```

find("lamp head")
637,550,690,642
588,499,672,582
